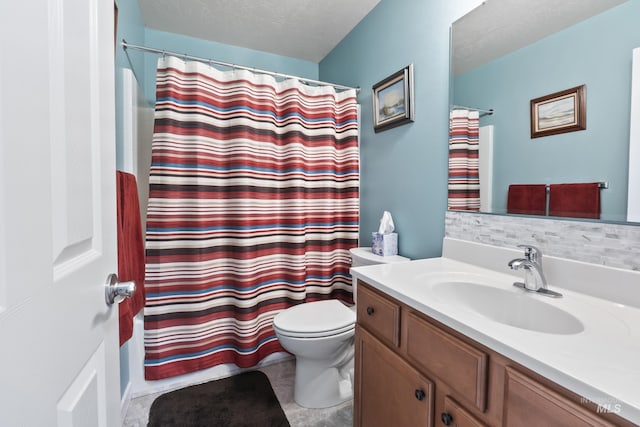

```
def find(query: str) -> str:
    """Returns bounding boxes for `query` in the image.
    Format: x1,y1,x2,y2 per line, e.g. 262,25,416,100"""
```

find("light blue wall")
139,29,319,106
320,0,482,259
454,0,640,222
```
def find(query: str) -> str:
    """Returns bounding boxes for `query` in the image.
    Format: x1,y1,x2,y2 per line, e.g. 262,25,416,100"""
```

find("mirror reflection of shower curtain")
448,109,480,211
143,56,360,380
479,125,494,212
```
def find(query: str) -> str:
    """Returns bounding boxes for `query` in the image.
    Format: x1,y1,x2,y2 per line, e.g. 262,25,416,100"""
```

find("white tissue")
378,211,395,234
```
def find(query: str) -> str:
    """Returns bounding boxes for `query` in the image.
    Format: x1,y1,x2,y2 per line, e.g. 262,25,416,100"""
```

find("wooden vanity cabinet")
354,280,634,427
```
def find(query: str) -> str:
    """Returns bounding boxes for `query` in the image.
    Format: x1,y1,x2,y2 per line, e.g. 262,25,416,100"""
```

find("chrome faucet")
509,245,547,290
508,245,562,298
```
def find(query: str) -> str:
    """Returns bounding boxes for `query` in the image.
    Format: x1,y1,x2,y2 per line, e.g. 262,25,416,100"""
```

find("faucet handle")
517,244,542,263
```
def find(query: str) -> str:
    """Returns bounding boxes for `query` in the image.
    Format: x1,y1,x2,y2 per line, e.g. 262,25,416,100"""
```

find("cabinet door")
406,312,488,411
441,396,487,427
355,326,434,427
503,367,616,427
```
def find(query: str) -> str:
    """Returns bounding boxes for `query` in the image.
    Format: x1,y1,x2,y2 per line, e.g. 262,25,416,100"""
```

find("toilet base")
293,356,354,409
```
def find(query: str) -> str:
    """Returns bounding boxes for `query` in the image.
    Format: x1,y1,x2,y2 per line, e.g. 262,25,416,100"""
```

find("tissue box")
371,232,398,256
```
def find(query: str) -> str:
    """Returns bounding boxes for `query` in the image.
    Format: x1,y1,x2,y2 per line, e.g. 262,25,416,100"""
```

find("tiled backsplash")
445,211,640,271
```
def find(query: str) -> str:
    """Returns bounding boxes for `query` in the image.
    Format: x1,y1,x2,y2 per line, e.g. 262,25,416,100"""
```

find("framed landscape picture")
372,64,414,133
530,85,586,138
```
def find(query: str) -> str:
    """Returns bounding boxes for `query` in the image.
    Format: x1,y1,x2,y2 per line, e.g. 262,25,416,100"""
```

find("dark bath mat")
147,370,290,427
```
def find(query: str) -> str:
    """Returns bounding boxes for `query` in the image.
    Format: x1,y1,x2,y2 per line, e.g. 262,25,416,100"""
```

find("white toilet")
272,247,410,408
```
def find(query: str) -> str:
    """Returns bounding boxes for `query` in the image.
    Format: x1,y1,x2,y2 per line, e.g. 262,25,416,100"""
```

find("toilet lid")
273,300,355,338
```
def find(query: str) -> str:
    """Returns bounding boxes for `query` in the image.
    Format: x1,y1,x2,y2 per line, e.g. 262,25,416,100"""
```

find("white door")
0,0,120,426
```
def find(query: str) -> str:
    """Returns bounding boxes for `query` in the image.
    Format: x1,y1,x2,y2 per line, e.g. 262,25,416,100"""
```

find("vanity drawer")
357,280,401,347
406,312,488,411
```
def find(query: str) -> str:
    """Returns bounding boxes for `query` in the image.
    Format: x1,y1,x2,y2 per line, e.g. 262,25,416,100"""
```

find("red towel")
548,183,601,219
506,184,547,216
116,171,146,346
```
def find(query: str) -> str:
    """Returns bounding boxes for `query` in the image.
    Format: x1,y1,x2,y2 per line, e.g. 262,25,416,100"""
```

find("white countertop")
351,256,640,424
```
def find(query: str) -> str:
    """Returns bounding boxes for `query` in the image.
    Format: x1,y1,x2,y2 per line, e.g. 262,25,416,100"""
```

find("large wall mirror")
450,0,640,224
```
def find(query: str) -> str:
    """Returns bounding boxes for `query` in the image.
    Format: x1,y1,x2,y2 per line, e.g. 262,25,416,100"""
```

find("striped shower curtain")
143,56,360,380
448,109,480,211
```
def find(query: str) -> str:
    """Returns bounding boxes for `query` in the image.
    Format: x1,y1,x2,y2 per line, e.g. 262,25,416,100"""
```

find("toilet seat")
273,299,355,338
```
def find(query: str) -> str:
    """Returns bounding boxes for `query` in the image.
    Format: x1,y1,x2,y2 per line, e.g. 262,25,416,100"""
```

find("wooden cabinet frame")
354,281,634,427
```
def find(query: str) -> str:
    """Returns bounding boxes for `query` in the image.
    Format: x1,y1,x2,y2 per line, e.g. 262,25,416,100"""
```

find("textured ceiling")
137,0,381,63
452,0,628,75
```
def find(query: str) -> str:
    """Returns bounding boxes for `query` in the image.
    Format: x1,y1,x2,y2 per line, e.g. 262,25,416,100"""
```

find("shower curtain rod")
451,104,494,116
121,40,360,93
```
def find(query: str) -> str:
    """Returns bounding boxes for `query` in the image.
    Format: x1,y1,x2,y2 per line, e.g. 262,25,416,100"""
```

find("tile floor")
122,359,353,427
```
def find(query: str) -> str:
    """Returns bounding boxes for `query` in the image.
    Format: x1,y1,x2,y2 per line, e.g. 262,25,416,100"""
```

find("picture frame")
372,64,414,133
530,84,586,138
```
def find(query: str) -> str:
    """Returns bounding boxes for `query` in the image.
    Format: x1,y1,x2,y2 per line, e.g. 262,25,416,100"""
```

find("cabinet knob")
414,389,425,401
440,412,453,425
366,306,375,315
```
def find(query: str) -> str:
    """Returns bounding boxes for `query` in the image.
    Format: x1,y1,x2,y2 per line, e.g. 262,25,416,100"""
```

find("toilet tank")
349,247,410,267
349,247,410,303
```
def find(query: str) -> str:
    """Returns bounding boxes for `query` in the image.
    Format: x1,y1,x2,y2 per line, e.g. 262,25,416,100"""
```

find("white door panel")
0,0,119,425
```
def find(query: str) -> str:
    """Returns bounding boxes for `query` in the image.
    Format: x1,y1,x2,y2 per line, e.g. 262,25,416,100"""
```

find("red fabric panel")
507,184,547,216
548,183,601,219
116,171,146,346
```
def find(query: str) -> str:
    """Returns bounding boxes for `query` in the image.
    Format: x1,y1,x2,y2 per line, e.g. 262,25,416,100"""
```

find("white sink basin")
431,281,584,335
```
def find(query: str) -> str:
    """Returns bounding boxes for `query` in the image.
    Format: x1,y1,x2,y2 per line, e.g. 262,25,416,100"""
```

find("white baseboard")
120,380,133,425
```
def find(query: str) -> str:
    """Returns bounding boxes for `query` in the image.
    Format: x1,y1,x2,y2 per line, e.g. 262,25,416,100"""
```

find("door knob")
104,273,136,305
